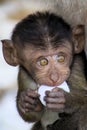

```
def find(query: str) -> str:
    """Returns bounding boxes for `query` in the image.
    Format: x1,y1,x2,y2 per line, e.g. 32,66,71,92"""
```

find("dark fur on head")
11,12,72,48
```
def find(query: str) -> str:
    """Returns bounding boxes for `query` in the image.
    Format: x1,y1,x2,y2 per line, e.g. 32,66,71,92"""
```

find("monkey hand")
18,88,43,114
44,88,65,111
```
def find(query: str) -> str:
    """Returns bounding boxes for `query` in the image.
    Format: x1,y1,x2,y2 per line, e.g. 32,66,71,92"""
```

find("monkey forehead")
16,42,73,59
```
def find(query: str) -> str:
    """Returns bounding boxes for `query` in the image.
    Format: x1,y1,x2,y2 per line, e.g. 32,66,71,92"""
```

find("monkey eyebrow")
36,56,47,61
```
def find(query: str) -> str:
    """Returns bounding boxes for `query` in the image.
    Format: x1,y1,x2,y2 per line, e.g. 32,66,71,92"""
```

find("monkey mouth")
51,83,58,87
51,80,63,87
37,78,65,87
38,83,57,88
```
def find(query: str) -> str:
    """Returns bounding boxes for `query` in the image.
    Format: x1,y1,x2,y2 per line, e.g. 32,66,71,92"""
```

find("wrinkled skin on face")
17,42,73,87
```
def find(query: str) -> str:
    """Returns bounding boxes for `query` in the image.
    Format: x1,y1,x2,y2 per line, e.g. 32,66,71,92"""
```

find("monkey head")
1,12,85,87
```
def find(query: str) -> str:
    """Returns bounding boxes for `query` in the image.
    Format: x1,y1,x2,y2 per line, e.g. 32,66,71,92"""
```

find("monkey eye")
57,55,65,63
39,58,48,66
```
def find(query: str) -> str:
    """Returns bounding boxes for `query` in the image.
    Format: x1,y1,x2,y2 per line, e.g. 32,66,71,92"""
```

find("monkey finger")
52,87,59,92
20,91,26,101
19,102,35,113
20,101,36,111
46,103,65,110
45,97,65,104
19,97,37,109
19,105,26,114
18,101,26,112
45,91,64,98
20,91,39,102
25,103,36,110
27,91,40,98
21,89,39,98
24,96,37,105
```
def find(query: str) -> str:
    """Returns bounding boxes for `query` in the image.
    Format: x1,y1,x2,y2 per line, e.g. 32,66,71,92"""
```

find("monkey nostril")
50,73,59,83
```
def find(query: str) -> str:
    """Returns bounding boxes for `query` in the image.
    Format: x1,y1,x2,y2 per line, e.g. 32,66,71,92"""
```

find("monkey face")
17,43,73,86
1,12,85,88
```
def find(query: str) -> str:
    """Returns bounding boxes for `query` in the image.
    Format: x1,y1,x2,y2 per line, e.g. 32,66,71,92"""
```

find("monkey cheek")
59,72,70,85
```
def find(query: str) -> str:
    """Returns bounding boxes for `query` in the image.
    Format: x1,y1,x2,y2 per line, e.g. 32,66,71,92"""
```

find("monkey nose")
50,73,58,83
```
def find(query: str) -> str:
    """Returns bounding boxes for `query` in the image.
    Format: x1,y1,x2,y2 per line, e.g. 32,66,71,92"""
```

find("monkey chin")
38,81,70,106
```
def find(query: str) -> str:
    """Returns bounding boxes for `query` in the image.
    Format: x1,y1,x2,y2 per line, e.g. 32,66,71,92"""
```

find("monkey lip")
50,79,64,87
42,82,61,87
50,82,62,87
43,83,57,87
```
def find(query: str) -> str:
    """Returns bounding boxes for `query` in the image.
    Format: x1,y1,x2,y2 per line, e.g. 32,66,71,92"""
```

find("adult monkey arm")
64,55,87,113
31,0,87,25
63,26,87,114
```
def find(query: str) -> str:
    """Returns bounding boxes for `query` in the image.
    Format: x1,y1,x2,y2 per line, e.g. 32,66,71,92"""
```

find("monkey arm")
24,0,87,25
64,55,87,114
64,55,87,113
16,92,44,122
64,88,87,114
16,66,44,122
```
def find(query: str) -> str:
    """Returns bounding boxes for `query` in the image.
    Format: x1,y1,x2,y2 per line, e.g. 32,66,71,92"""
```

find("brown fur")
1,12,86,130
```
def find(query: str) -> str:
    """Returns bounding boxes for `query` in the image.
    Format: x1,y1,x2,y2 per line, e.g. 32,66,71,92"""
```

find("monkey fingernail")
45,91,50,95
52,87,59,92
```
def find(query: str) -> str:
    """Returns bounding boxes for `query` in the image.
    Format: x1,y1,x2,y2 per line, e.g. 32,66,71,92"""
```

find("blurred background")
0,0,47,130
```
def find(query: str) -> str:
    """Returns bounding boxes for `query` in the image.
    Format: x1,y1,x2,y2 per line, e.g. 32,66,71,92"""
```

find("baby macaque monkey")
1,12,87,130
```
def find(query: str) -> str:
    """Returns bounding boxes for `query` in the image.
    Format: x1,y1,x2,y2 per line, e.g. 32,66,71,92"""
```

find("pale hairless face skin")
12,41,73,119
16,42,73,87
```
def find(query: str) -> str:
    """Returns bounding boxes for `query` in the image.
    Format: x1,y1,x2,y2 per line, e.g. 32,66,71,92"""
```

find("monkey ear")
1,39,19,66
72,25,85,54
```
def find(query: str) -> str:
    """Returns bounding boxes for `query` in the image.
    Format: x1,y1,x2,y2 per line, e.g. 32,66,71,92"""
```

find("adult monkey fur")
1,12,87,130
26,0,87,25
22,0,87,54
